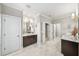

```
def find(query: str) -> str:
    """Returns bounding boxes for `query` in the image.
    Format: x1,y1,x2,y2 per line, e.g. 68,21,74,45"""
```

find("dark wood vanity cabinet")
61,39,78,56
23,35,37,47
78,44,79,56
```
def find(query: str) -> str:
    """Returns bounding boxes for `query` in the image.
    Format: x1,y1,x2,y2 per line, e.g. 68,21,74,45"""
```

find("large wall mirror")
23,16,35,34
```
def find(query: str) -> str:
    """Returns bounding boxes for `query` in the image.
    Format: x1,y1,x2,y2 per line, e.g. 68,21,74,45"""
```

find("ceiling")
3,3,77,18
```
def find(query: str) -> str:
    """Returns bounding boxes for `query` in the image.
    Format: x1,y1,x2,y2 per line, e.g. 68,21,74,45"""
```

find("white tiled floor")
7,38,63,56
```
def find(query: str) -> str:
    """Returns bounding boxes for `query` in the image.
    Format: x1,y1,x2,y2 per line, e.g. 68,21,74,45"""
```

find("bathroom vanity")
61,35,79,56
23,34,37,47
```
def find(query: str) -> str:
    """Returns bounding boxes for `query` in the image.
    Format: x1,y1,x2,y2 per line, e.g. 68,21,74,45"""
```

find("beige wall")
0,4,1,56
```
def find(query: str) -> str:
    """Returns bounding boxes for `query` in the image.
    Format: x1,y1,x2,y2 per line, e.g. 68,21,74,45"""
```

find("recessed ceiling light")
26,5,31,8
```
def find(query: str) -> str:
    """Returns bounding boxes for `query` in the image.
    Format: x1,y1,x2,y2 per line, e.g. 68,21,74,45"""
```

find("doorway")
45,23,49,41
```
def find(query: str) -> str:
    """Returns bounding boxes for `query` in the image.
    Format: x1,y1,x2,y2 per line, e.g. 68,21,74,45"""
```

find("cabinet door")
78,44,79,56
2,14,21,55
23,35,37,47
61,40,78,56
23,36,33,47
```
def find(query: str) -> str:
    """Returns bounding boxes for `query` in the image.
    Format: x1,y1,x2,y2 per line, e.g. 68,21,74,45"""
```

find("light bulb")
71,13,75,20
23,17,29,22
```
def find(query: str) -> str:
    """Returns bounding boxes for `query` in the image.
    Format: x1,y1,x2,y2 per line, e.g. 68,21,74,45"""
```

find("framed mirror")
23,16,35,34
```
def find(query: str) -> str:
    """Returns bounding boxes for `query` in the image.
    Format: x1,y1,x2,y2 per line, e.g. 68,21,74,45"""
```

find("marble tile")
7,39,63,56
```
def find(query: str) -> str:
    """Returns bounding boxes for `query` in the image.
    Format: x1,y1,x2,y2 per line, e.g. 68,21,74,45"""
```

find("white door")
2,14,21,55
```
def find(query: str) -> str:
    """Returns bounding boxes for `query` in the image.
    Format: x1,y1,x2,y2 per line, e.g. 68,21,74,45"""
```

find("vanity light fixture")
30,18,33,23
71,12,78,22
71,13,75,20
71,7,78,22
23,17,29,23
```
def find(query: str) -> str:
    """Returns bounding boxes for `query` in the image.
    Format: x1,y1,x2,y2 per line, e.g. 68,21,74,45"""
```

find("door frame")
42,22,51,43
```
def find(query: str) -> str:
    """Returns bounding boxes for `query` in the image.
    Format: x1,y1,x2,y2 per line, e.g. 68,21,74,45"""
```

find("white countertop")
61,34,79,43
23,33,37,36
